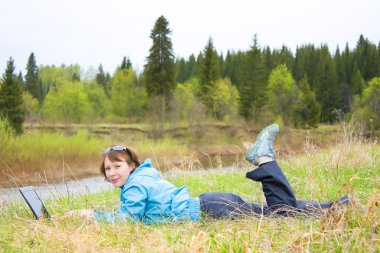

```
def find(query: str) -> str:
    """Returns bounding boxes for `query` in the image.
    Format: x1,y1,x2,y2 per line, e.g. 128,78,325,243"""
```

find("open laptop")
19,186,51,219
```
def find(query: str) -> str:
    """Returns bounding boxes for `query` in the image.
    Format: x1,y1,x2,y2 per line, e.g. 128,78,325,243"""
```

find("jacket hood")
129,158,161,179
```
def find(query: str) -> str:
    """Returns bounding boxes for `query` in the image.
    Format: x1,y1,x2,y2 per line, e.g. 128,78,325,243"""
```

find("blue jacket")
93,159,201,224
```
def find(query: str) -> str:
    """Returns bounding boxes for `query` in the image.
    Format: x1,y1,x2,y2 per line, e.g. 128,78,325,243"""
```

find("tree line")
1,15,380,134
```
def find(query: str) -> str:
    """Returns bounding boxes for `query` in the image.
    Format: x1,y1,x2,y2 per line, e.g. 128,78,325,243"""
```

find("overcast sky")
1,0,379,76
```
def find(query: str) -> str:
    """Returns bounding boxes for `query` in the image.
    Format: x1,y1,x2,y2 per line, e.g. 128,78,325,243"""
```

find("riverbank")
0,122,364,188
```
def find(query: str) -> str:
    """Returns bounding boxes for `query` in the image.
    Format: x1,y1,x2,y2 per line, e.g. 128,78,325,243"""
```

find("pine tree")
18,71,24,89
144,15,175,99
237,35,267,119
25,52,41,102
354,35,378,81
294,75,321,128
314,45,341,122
279,45,295,71
174,57,187,83
222,50,240,84
194,52,204,77
351,64,366,96
335,46,353,113
342,43,353,84
0,58,24,134
199,37,220,108
120,56,132,70
186,54,196,79
96,64,109,97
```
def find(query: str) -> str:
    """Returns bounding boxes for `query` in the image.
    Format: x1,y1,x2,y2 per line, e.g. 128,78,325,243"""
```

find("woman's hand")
63,209,94,220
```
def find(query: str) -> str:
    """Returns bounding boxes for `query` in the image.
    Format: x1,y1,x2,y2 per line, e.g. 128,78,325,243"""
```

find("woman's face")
104,156,135,188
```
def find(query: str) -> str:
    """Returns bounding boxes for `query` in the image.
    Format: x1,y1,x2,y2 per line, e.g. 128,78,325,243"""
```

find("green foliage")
0,118,13,152
354,35,379,81
95,64,110,98
110,68,147,119
314,45,342,122
199,38,220,111
294,75,321,128
22,91,40,118
43,79,91,123
357,77,380,129
24,52,42,103
0,57,24,134
39,64,82,92
120,56,132,70
170,81,197,123
351,64,366,95
169,78,207,124
174,57,187,83
87,81,110,120
4,34,379,125
237,35,268,119
144,15,175,99
266,64,298,126
210,78,240,121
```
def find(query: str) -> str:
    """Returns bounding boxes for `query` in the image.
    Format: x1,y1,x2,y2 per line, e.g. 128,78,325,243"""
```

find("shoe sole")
245,124,279,162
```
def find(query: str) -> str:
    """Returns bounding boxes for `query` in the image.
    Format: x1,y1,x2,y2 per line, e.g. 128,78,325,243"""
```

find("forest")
1,15,380,135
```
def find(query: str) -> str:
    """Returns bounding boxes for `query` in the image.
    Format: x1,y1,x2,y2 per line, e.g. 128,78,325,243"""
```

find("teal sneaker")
245,124,280,164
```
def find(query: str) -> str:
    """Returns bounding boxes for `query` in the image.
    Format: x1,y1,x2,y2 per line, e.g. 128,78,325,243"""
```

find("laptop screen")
19,186,51,219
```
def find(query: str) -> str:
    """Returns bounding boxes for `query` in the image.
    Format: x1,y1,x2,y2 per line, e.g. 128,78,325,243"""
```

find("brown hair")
99,145,141,180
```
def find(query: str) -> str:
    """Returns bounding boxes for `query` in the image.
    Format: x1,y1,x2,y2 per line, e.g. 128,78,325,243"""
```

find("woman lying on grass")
64,124,348,224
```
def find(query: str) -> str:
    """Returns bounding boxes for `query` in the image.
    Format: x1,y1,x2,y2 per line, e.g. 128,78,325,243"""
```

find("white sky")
1,0,379,76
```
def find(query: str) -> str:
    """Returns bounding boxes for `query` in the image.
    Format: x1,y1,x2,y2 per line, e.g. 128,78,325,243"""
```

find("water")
0,176,113,205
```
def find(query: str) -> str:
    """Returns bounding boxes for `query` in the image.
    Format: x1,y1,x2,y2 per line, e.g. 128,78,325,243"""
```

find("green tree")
237,35,268,119
39,64,81,93
23,92,40,119
111,68,147,118
294,75,321,128
278,45,295,71
25,53,41,103
351,64,366,96
170,79,200,123
211,78,240,121
0,58,24,134
357,77,380,129
354,35,378,81
18,71,24,89
334,46,354,113
222,50,234,79
294,44,318,85
87,81,109,120
186,54,197,79
43,79,91,123
341,43,353,85
266,64,298,125
199,37,220,110
174,57,187,83
144,15,175,99
314,45,341,122
96,64,110,98
120,56,132,70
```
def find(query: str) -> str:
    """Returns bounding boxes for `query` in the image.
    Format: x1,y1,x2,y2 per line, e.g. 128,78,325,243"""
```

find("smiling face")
104,156,135,188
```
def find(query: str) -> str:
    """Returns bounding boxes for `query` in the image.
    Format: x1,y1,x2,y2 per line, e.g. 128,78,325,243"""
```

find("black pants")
199,161,340,219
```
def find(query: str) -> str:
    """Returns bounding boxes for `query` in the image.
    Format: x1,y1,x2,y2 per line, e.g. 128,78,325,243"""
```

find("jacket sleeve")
93,185,147,223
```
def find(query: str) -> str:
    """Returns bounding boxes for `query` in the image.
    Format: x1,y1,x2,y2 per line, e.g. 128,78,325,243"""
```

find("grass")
0,135,379,252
